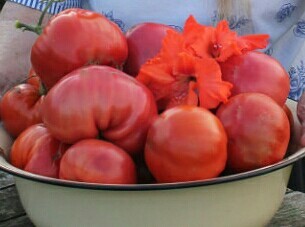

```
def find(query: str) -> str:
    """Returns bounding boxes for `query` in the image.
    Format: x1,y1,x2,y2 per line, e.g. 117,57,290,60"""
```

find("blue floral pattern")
102,11,126,32
293,20,305,38
275,3,296,23
227,16,251,30
289,60,305,100
211,11,251,30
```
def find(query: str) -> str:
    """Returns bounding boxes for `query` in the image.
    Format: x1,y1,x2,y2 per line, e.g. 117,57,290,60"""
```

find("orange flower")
185,16,270,62
136,15,269,111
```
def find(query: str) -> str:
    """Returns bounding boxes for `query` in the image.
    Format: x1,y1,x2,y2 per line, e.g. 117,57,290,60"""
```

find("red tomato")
31,9,128,89
10,124,68,178
59,139,137,184
26,68,41,89
123,22,175,76
220,51,290,106
216,93,290,173
145,106,227,183
0,82,44,137
42,65,157,156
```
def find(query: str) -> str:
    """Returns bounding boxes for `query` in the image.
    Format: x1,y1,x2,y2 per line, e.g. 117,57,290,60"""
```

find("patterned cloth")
8,0,305,101
9,0,81,15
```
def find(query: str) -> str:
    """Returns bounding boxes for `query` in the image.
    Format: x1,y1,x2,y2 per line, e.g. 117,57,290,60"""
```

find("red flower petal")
195,58,233,109
237,34,270,52
160,29,185,64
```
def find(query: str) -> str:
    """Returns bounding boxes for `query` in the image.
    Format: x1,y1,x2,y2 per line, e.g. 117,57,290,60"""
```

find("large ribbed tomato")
42,65,157,156
30,9,128,89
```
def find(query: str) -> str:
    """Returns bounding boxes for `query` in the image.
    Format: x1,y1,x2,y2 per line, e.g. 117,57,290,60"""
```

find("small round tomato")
220,51,290,106
123,22,175,76
145,106,227,183
216,93,290,173
10,124,68,178
59,139,137,184
0,82,44,137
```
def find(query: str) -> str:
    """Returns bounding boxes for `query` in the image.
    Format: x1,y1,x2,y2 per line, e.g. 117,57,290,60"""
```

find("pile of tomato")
0,8,292,184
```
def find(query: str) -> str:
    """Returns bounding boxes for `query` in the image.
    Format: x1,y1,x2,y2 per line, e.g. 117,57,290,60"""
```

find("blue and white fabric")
9,0,305,101
8,0,82,15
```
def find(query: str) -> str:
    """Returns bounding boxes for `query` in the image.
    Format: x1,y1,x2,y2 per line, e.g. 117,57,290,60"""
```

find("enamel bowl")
0,99,304,227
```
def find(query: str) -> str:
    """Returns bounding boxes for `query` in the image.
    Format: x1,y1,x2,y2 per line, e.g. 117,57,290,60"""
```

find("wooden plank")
0,171,14,189
0,215,34,227
0,186,26,222
267,191,305,226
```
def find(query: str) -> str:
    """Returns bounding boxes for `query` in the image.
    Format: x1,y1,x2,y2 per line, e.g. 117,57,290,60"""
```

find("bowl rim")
1,147,305,191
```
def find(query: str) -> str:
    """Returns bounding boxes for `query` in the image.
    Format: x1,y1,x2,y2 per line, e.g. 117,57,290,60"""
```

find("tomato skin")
0,83,44,137
145,106,227,183
10,124,68,178
59,139,137,184
123,22,175,76
42,65,157,156
31,9,128,89
216,93,290,173
26,68,41,89
220,51,290,106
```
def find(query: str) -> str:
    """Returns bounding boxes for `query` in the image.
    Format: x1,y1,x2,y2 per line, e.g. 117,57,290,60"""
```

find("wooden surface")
1,170,305,227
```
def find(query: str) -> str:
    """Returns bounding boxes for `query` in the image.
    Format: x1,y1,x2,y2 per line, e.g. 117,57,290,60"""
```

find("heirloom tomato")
124,22,175,76
216,93,290,173
10,124,68,178
59,139,137,184
219,51,290,106
42,65,157,156
28,8,128,89
0,77,45,137
144,106,227,183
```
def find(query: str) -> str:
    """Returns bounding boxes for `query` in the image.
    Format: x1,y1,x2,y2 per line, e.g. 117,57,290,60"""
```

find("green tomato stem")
15,20,42,35
15,0,64,35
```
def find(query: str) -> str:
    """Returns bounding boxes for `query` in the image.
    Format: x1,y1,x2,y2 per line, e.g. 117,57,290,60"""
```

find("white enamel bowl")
0,99,305,227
